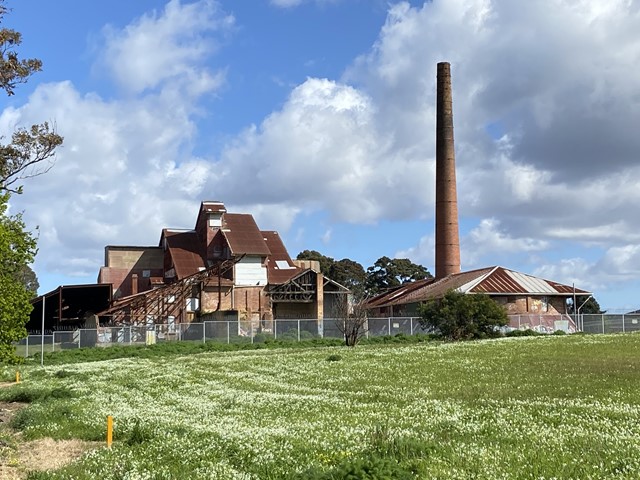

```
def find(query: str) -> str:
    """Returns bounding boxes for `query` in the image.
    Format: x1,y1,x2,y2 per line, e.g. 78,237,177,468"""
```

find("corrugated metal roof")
163,229,205,279
470,267,590,295
366,277,436,307
366,266,591,308
262,230,302,285
222,214,271,256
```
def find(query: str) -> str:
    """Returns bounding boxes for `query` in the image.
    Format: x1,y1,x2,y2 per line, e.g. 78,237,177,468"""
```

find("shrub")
506,329,540,337
326,354,342,362
419,290,508,341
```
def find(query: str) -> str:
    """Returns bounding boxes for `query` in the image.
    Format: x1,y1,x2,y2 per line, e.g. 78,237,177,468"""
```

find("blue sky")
3,0,640,311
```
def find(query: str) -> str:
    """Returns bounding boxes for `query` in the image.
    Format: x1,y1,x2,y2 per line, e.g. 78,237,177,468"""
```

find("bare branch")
334,296,369,347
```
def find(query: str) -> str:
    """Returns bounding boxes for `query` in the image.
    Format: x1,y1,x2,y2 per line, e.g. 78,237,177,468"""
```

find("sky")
2,0,640,312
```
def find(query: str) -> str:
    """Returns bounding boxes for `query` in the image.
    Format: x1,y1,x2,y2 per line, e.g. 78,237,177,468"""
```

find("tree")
297,250,335,275
296,250,367,298
0,193,37,362
365,256,432,295
0,2,62,361
0,2,63,193
568,296,604,315
334,296,369,347
329,258,366,298
15,263,38,297
418,290,508,341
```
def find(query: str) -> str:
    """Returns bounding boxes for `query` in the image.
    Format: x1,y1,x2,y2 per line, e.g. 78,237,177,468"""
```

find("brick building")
365,266,591,321
98,201,348,325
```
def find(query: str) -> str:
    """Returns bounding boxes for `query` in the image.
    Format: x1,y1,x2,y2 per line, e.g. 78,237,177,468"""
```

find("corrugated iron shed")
367,266,591,308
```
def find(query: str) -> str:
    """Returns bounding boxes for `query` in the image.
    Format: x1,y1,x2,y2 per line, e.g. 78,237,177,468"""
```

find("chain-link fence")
16,314,640,359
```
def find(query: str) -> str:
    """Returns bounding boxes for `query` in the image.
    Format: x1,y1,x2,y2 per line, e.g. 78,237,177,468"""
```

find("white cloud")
463,218,548,266
208,77,433,223
99,0,233,95
395,234,435,270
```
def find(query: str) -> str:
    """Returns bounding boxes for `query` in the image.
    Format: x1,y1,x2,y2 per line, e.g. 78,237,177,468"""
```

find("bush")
418,290,508,341
326,354,342,362
506,329,540,337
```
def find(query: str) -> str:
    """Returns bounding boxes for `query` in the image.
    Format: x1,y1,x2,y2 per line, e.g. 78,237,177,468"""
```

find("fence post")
410,318,414,336
227,321,230,344
388,317,391,336
129,326,132,346
274,319,277,340
297,319,301,342
25,336,28,358
203,322,206,344
602,315,605,334
78,330,82,349
251,319,254,344
622,314,626,333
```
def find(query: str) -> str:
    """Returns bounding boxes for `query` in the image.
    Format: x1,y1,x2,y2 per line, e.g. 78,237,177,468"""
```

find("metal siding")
235,256,267,286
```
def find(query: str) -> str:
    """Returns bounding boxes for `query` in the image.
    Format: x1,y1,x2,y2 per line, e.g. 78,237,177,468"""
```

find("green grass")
1,334,640,479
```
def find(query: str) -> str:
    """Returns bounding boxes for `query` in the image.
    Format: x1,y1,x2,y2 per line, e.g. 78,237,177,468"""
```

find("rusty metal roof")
367,266,591,307
262,230,302,285
222,214,271,256
163,229,205,279
468,267,590,295
366,277,436,307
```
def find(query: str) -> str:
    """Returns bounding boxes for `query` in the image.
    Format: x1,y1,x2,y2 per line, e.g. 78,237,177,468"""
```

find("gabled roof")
221,214,271,256
262,230,301,284
162,229,205,279
367,266,591,308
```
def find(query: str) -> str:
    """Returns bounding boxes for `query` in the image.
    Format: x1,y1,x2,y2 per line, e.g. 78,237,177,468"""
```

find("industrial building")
97,201,349,328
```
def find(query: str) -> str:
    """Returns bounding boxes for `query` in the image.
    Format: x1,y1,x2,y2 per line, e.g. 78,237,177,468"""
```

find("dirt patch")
0,401,101,479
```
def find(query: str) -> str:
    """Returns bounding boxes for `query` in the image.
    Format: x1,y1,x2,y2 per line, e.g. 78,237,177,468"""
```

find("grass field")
1,334,640,479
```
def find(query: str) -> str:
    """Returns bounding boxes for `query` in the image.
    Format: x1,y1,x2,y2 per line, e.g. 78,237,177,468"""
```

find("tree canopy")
0,193,37,361
418,290,508,341
365,256,432,295
296,250,367,298
568,296,604,315
296,251,432,298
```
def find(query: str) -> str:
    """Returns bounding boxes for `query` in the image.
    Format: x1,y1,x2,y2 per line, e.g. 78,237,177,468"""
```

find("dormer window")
213,245,222,257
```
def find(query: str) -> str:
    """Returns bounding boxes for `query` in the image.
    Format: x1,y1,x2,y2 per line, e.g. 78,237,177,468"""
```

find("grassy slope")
2,334,640,479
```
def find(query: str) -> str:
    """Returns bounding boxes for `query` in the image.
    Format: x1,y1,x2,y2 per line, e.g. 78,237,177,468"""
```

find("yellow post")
15,371,20,383
107,415,113,448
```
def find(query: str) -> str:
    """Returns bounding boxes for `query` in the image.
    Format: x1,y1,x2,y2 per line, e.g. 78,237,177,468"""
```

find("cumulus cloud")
99,0,233,96
208,77,433,223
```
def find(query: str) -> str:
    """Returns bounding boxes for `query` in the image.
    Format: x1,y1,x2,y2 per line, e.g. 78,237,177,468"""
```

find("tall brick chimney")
435,62,461,279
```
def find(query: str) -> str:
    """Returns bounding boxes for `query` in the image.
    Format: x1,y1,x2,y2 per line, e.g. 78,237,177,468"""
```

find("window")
142,270,151,278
